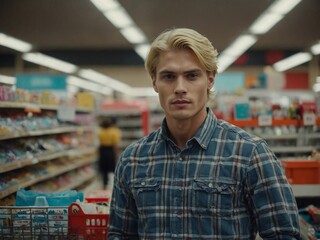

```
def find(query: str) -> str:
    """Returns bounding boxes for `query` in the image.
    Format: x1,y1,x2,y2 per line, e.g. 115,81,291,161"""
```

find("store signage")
303,113,316,126
16,74,67,90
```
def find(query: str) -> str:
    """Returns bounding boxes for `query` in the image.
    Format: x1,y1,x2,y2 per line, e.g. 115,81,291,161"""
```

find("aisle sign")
303,113,316,126
16,74,67,90
258,115,272,126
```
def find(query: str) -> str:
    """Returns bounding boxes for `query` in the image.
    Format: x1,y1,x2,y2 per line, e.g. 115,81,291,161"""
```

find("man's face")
152,49,214,121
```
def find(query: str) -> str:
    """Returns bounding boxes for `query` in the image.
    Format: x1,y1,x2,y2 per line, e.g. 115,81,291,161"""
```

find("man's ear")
208,72,215,90
152,76,158,92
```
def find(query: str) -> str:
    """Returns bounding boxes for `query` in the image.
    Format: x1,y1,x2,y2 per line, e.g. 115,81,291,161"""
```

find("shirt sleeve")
246,141,301,239
107,156,139,239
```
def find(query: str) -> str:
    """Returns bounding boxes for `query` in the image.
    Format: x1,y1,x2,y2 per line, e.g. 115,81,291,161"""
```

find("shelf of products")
223,117,320,200
0,101,99,206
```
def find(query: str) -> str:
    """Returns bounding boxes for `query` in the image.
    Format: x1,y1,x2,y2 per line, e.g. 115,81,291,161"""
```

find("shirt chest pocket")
193,179,236,216
131,179,161,209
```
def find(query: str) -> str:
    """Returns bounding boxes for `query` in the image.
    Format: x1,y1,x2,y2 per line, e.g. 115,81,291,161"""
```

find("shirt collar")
159,108,217,150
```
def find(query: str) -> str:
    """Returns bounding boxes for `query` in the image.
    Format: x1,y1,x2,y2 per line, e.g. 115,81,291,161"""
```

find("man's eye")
186,73,198,80
162,74,175,80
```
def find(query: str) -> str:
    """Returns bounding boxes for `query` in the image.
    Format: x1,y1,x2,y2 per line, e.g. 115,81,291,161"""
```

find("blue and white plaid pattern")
108,109,301,239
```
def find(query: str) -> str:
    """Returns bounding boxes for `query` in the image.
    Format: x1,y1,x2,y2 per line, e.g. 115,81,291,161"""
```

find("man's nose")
174,77,187,94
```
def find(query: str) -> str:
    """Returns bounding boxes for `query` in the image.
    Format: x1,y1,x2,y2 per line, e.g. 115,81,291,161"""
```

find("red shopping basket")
68,202,109,239
85,189,112,205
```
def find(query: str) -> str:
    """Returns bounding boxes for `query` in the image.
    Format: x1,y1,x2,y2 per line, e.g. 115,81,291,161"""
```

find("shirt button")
141,181,146,186
208,183,213,188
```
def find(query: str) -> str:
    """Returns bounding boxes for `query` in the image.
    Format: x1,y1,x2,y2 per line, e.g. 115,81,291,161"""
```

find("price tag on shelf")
303,113,316,126
258,115,272,126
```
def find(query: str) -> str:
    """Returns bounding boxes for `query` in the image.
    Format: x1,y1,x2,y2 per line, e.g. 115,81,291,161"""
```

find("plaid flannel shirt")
108,108,301,239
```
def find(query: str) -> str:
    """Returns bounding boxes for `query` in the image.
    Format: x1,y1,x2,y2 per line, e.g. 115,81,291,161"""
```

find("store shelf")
272,146,315,153
0,146,97,174
0,102,99,205
291,184,320,197
226,118,300,127
0,156,96,199
0,101,93,113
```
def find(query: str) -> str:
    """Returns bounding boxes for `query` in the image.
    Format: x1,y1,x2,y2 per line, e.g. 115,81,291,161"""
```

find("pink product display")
0,85,15,102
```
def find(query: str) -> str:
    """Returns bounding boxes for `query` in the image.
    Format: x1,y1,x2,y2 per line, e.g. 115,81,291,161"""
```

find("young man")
107,28,301,239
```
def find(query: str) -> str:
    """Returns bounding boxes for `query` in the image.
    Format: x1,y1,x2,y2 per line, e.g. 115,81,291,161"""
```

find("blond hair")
145,28,218,78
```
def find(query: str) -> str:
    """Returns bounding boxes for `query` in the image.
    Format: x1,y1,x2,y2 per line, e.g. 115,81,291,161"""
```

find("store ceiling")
0,0,319,87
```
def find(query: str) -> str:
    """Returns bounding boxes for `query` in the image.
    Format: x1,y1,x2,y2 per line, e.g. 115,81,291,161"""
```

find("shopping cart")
0,205,68,239
0,203,109,239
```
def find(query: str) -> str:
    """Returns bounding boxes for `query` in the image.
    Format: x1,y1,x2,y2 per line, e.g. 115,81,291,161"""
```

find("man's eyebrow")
159,70,175,75
185,69,202,74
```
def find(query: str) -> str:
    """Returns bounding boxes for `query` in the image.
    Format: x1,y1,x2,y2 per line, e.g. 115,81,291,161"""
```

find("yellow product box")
77,92,95,109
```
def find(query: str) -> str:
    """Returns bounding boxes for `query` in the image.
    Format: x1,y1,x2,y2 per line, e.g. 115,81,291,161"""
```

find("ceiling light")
129,87,158,97
249,12,283,34
0,74,16,85
311,42,320,55
68,76,112,95
273,52,312,72
67,84,78,95
217,35,257,73
217,55,238,73
90,0,120,12
22,52,78,74
120,26,147,44
78,69,132,93
269,0,302,15
103,7,133,28
134,43,150,60
223,34,257,57
0,33,32,52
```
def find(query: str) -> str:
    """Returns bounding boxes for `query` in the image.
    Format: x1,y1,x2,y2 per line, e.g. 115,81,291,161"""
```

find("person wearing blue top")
107,28,301,239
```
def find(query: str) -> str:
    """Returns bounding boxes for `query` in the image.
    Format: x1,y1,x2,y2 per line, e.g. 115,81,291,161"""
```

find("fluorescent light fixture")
120,26,147,44
22,52,78,74
129,87,158,97
217,34,257,72
223,34,257,57
0,74,16,85
68,76,112,95
67,84,78,95
273,52,312,72
249,0,301,34
103,7,133,28
134,43,150,60
249,12,283,34
78,69,132,93
269,0,301,15
217,55,238,73
90,0,120,12
0,33,32,52
311,42,320,55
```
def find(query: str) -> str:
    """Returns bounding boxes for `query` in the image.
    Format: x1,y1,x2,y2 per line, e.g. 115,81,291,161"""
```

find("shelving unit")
98,101,150,150
225,116,320,201
0,101,98,206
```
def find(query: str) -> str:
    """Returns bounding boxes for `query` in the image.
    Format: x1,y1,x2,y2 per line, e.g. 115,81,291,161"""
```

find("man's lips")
171,99,191,105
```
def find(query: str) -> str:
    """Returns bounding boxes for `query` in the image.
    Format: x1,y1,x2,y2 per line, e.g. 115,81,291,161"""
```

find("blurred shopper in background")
108,28,301,239
98,117,121,189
